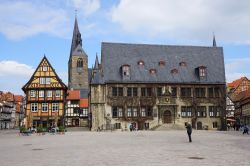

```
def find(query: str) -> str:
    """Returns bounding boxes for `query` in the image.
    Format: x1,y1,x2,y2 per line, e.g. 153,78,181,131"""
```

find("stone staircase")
66,127,90,132
154,124,185,131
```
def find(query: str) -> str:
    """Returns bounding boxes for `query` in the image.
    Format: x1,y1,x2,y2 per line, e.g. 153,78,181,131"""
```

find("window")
122,65,130,76
39,90,44,97
118,107,123,117
82,108,88,117
208,87,220,98
77,58,83,68
127,107,132,117
199,68,206,77
30,90,36,97
171,87,177,97
157,87,163,96
209,106,220,117
31,103,38,112
195,88,206,98
181,88,192,97
112,107,122,118
127,87,137,96
112,87,123,96
52,103,59,112
55,90,61,97
114,123,121,129
146,107,153,117
179,62,187,67
42,103,48,112
171,69,178,74
138,60,144,66
213,122,218,128
181,106,192,117
141,87,152,96
197,106,206,117
39,77,50,85
159,60,166,67
149,69,157,74
42,66,48,71
141,107,146,117
47,90,52,97
133,108,137,117
71,100,79,105
40,77,46,84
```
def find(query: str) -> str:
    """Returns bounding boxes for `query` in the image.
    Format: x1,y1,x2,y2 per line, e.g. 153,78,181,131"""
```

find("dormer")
196,66,207,79
159,60,166,67
149,69,157,75
171,68,178,74
138,60,145,66
179,61,187,67
121,64,130,80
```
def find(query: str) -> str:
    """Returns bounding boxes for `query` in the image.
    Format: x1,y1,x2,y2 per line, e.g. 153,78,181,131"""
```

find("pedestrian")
242,124,249,135
185,122,192,142
129,124,133,132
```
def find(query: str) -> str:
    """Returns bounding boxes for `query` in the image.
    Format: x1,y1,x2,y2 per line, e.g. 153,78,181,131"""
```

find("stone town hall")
69,17,226,131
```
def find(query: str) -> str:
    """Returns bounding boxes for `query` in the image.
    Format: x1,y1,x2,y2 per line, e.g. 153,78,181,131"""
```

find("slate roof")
98,42,225,84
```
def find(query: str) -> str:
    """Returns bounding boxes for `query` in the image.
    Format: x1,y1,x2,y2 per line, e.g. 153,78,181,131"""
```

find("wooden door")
163,111,172,123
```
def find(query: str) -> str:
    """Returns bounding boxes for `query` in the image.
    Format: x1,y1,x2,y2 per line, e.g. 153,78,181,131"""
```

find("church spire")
213,33,217,47
94,53,99,69
70,13,82,55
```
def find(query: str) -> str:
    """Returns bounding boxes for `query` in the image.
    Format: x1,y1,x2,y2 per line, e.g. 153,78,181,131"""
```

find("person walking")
185,122,192,142
242,124,249,135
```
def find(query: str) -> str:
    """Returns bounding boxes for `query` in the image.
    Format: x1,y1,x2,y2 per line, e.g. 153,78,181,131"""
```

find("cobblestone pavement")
0,130,249,166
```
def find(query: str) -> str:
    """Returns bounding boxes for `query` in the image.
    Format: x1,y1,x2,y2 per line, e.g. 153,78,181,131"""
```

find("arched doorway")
163,111,172,123
197,121,202,130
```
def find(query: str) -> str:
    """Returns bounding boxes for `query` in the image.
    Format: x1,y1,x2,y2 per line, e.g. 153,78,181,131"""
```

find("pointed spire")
213,32,217,47
70,12,82,55
94,53,99,69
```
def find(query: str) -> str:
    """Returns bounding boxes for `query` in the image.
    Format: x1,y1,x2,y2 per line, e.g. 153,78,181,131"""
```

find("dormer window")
149,69,157,75
121,64,130,79
196,66,207,79
179,62,187,67
77,58,83,68
138,60,144,66
199,66,207,77
159,60,166,67
171,68,178,74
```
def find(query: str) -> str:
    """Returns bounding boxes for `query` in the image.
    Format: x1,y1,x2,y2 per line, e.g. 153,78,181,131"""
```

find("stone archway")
163,110,172,124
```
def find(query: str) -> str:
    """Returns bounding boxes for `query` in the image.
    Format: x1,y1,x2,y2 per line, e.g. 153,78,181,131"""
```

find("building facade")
90,41,227,131
22,56,67,128
0,92,16,129
65,90,88,127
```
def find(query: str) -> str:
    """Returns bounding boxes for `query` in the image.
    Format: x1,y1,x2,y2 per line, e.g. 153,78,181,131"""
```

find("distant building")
65,90,88,127
22,56,67,128
14,95,25,127
90,39,227,131
228,77,250,101
0,92,16,129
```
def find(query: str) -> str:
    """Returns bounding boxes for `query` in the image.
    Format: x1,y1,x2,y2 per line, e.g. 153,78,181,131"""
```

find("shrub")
58,126,65,132
37,126,43,133
19,126,26,133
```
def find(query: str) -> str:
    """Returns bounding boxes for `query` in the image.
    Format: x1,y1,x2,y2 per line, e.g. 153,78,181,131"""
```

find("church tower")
68,16,88,91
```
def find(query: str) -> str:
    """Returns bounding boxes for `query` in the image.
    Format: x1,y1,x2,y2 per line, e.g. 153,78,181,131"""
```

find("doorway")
163,111,172,123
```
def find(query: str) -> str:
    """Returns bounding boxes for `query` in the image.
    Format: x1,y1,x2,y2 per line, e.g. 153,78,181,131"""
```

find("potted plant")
58,126,65,134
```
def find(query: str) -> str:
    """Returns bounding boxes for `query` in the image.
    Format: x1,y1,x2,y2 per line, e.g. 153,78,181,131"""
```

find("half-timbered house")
22,56,67,128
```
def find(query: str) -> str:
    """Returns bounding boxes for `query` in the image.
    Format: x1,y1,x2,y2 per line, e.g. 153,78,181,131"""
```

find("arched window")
77,58,83,68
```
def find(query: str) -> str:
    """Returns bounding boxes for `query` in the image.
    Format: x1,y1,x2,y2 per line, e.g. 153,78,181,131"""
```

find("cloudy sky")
0,0,250,94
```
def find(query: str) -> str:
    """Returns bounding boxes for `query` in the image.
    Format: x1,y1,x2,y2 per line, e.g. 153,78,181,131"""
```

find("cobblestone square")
0,130,249,166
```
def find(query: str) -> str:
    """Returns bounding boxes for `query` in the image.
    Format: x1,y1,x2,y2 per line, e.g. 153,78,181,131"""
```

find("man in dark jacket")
185,122,192,142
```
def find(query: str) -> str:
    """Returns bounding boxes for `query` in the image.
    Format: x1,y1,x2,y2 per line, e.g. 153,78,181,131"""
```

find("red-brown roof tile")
14,95,23,102
67,90,80,100
228,77,246,89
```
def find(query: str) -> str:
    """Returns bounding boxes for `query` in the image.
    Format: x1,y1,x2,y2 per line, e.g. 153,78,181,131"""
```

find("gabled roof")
14,95,23,102
99,42,225,84
228,77,248,89
67,90,80,100
234,87,250,102
22,56,67,91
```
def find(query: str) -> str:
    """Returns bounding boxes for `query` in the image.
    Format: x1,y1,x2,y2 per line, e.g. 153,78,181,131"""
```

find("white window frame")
42,66,48,71
40,77,46,84
39,90,44,97
42,103,48,112
118,107,123,117
31,103,38,112
133,108,137,117
55,90,61,97
141,107,146,117
47,90,52,97
30,90,36,97
45,78,51,85
52,103,59,112
127,108,132,117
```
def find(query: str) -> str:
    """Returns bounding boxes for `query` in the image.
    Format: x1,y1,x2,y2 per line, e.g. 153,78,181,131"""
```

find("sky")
0,0,250,95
